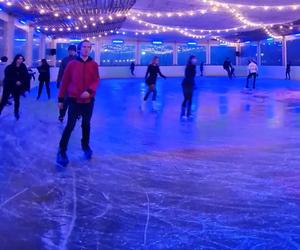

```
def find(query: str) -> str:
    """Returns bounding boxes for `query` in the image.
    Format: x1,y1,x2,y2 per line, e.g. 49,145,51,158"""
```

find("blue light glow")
152,41,163,45
112,39,124,44
14,38,27,42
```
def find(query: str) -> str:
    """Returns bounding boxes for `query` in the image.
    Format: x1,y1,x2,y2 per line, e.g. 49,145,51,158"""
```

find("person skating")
56,40,100,166
130,61,135,76
181,55,197,120
200,62,204,77
0,54,28,120
223,58,232,79
246,60,258,90
37,59,51,100
0,56,8,101
57,45,77,122
286,62,291,80
141,56,166,111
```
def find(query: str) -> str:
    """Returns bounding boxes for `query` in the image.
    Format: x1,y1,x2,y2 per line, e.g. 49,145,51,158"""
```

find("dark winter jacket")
57,55,76,86
182,64,196,87
37,64,50,82
145,64,166,85
3,63,28,93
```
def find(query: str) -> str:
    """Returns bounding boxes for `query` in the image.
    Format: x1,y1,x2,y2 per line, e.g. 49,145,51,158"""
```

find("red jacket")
58,57,99,103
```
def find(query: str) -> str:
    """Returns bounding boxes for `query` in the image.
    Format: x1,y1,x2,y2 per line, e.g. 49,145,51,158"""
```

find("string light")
201,0,285,39
213,36,238,46
129,15,249,35
263,27,283,40
201,0,300,11
129,8,209,18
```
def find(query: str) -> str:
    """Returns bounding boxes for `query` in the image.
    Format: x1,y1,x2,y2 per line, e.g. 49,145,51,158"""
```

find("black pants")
246,73,257,89
131,69,135,76
59,99,94,152
144,84,157,101
231,68,235,77
59,97,69,119
225,68,232,78
37,80,50,99
286,71,291,80
182,85,193,116
0,85,20,115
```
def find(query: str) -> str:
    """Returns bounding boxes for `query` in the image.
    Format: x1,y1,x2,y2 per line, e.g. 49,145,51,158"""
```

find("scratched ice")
0,76,300,249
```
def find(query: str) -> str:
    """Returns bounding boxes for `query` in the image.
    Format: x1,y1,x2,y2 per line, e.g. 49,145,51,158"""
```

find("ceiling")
1,0,300,42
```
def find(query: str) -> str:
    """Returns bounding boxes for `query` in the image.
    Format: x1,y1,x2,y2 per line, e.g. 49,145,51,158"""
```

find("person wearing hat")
56,44,77,122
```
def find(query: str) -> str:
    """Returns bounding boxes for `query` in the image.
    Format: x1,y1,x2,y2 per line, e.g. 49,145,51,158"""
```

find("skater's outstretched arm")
158,66,166,79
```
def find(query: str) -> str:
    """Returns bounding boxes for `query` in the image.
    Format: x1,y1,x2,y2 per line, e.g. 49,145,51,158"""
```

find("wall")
49,66,300,81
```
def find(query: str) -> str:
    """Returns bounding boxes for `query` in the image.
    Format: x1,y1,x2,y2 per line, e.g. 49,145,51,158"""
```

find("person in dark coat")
37,59,51,100
0,54,28,120
200,62,204,77
130,61,135,76
141,56,166,111
181,55,197,119
223,58,232,79
286,62,291,80
57,45,77,122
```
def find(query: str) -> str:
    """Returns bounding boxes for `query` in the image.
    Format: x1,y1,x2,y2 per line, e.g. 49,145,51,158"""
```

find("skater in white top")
246,60,258,90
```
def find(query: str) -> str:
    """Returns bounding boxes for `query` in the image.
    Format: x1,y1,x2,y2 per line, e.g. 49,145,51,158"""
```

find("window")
141,44,173,66
210,45,236,65
287,38,300,66
240,43,258,65
56,43,72,64
56,42,95,66
260,39,282,66
177,44,206,65
100,43,135,66
32,32,41,67
13,27,27,56
0,19,5,57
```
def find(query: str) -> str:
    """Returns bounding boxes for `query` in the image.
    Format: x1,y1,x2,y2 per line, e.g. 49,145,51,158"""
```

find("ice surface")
0,76,300,249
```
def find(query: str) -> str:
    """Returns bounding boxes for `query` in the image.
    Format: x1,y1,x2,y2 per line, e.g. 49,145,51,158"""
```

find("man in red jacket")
57,40,100,166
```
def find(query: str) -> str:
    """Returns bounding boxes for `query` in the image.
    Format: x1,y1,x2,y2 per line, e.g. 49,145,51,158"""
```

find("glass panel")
210,45,236,65
141,44,173,66
13,27,27,56
56,42,95,66
177,45,206,65
287,39,300,66
100,43,135,66
0,19,5,57
32,32,41,67
260,39,282,66
240,43,258,65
